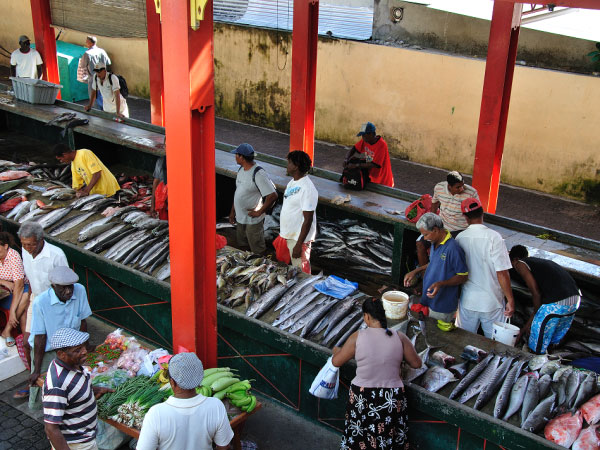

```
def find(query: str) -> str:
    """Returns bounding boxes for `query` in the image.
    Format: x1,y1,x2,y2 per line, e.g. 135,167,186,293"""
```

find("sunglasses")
93,68,105,73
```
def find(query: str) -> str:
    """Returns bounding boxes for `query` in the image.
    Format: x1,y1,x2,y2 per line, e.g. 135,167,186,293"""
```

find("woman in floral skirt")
333,298,421,449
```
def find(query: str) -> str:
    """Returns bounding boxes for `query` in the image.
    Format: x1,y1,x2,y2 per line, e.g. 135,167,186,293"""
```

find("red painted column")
472,1,522,213
290,0,319,162
29,0,59,90
145,0,165,126
161,1,217,366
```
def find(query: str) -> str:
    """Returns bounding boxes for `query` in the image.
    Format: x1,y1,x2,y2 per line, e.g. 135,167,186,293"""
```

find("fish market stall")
1,94,600,448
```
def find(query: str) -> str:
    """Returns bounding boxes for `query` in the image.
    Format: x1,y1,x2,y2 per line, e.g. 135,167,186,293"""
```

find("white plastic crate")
10,77,62,104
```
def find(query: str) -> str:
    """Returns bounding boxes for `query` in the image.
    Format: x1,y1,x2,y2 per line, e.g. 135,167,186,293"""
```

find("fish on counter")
429,350,456,369
458,354,502,404
580,393,600,425
421,366,456,393
48,211,95,236
494,359,527,419
571,423,599,450
473,355,515,411
461,345,488,362
449,353,494,401
503,374,530,422
521,392,556,433
521,373,540,427
544,410,583,448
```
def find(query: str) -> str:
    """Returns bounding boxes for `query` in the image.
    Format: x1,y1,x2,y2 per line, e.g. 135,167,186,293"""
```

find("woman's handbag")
309,356,339,399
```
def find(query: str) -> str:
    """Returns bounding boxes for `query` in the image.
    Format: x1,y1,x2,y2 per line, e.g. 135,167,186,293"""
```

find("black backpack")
238,165,279,214
340,158,369,190
97,73,129,99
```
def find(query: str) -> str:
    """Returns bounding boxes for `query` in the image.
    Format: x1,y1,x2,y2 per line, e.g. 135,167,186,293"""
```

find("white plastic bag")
309,356,339,399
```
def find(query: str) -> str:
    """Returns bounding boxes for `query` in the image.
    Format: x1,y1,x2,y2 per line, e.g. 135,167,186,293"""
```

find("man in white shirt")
455,197,515,338
10,35,43,79
280,150,318,274
80,36,111,109
85,62,129,120
18,221,68,372
137,353,234,450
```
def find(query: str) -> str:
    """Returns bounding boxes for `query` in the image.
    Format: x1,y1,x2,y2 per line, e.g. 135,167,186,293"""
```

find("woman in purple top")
333,298,421,450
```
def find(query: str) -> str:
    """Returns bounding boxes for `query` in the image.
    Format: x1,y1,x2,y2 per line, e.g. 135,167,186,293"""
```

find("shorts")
236,219,266,255
0,283,31,310
25,292,35,333
529,295,580,354
52,439,98,450
456,303,504,338
429,309,456,323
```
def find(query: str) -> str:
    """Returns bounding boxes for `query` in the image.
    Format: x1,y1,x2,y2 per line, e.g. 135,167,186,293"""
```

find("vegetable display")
98,376,152,419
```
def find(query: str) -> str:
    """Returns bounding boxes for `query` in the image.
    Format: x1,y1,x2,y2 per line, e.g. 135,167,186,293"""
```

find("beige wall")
2,1,599,199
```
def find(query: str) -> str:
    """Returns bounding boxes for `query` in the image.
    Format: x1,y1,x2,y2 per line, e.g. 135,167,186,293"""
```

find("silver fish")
528,354,550,371
300,299,339,338
521,375,540,427
274,273,323,311
156,262,170,281
246,279,297,318
41,187,73,197
80,197,116,212
321,309,362,346
122,237,159,265
289,297,333,334
521,392,556,433
78,217,113,242
474,356,516,410
323,294,364,337
539,360,562,377
71,193,105,209
112,205,138,217
449,353,494,400
503,374,530,421
273,290,322,326
553,366,573,383
18,208,47,223
50,190,76,201
83,224,128,252
48,211,94,236
572,372,597,410
564,370,581,410
494,359,527,419
461,345,488,362
538,374,553,399
430,351,456,369
36,207,73,229
137,240,169,270
6,200,31,219
458,355,502,404
421,366,456,393
448,362,470,379
334,319,365,348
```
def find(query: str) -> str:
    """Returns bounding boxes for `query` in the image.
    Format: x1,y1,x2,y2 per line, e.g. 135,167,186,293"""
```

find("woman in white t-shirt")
85,62,129,120
280,150,318,274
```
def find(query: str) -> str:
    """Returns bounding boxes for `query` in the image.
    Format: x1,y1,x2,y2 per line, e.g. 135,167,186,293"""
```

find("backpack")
238,165,279,215
340,157,369,190
404,194,433,223
96,73,129,99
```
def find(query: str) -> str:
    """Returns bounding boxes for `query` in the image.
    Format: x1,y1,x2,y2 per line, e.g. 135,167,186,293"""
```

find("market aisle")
0,400,49,450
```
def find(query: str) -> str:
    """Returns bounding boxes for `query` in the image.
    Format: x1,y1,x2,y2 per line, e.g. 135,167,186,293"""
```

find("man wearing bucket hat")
455,198,515,338
43,328,111,450
10,35,43,79
404,213,468,323
137,352,234,450
28,267,92,410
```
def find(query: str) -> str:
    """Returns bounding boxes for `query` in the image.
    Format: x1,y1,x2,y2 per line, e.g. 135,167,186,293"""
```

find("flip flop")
5,336,15,347
13,389,29,399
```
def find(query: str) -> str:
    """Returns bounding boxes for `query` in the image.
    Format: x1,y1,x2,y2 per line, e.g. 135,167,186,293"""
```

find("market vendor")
137,352,234,450
403,213,468,322
151,155,168,220
29,266,92,410
416,171,480,266
53,144,120,198
343,122,394,188
509,245,581,354
43,327,111,450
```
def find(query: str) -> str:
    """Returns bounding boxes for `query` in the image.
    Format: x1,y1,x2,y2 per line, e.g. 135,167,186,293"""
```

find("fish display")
521,392,556,433
572,423,599,450
580,393,600,425
421,366,456,393
494,359,527,419
544,411,583,448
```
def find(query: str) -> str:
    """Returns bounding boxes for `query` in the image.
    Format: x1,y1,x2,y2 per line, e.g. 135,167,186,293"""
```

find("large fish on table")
246,279,297,318
274,273,323,311
521,392,556,433
573,372,597,410
503,374,530,422
71,193,105,209
474,356,515,410
494,359,527,419
458,355,502,404
421,366,456,393
6,200,30,219
36,207,73,229
521,374,540,427
83,224,129,252
78,217,113,242
571,423,600,450
544,410,583,448
580,393,600,425
48,211,95,236
449,353,494,400
321,308,362,347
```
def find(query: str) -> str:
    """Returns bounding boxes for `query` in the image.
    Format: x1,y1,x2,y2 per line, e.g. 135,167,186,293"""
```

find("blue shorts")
529,295,580,354
0,284,30,310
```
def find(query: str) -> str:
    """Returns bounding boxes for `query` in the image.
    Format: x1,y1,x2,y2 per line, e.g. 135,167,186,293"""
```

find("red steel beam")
29,0,60,92
145,0,165,126
492,0,600,8
161,1,217,366
290,0,319,162
472,1,521,214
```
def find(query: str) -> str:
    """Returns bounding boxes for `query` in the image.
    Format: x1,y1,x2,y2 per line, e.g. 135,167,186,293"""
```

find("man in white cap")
85,62,129,120
28,266,92,409
43,328,111,450
10,35,43,79
137,352,234,450
79,36,111,109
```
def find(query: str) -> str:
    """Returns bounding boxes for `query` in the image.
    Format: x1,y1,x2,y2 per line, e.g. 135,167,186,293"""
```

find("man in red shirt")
343,122,394,188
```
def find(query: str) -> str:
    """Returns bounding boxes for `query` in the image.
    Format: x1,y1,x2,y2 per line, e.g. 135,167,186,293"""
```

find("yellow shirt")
71,149,120,197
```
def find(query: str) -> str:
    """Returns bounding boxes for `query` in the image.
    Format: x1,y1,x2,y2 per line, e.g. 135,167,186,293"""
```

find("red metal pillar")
145,0,165,126
472,1,522,213
161,1,217,366
29,0,59,89
289,0,319,163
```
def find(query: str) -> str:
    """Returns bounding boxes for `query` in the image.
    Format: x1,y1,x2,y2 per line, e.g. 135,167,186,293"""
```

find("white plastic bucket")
492,318,520,346
382,291,409,320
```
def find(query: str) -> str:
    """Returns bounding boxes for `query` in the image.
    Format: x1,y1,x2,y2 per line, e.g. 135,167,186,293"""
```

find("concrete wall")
373,1,599,74
2,0,599,200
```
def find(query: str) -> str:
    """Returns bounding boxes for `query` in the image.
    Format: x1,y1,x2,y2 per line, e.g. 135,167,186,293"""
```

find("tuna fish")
449,353,494,400
565,371,583,410
544,410,583,448
448,361,470,380
78,217,113,242
461,345,488,362
521,392,556,433
521,375,540,427
421,366,456,393
494,359,527,419
503,374,530,421
539,360,562,377
537,374,553,399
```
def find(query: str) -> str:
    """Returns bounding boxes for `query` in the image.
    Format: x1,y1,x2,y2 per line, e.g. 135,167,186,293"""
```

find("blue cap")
231,143,255,156
357,122,376,137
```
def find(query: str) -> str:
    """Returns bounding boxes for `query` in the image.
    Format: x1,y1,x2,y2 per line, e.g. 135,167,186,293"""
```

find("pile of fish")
217,248,367,348
312,220,393,276
406,318,600,447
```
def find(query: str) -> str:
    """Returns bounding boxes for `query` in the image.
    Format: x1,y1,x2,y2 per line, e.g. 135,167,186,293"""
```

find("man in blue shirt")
28,266,92,409
404,213,468,322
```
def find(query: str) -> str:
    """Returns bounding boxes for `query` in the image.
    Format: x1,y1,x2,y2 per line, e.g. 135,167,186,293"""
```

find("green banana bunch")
436,319,456,332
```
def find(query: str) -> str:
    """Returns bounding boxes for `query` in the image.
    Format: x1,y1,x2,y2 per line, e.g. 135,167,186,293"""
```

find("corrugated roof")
214,0,373,40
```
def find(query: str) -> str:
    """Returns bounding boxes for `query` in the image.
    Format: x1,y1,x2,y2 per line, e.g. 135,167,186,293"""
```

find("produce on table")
105,329,131,351
91,369,130,389
97,376,153,419
85,343,123,369
116,381,170,428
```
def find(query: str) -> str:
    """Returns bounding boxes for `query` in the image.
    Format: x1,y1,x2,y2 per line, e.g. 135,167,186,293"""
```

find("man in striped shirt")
416,171,479,266
43,328,111,450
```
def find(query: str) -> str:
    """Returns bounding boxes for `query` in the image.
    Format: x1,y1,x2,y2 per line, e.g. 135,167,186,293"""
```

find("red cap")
461,197,483,214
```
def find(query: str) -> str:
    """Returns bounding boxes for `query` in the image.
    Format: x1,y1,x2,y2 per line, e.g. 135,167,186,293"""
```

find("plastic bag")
137,348,170,377
96,420,131,450
92,368,130,388
314,275,358,299
405,194,432,223
216,234,227,250
116,347,148,377
309,356,339,399
273,235,290,264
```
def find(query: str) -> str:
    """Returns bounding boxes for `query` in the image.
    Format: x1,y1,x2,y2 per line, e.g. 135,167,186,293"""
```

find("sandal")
4,336,15,347
13,389,29,399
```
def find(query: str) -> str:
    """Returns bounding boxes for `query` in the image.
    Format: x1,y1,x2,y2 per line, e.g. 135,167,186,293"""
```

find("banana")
243,395,257,413
231,396,252,407
436,320,456,332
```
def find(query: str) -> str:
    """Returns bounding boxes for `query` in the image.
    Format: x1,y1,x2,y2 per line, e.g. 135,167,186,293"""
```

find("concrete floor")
0,317,341,450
